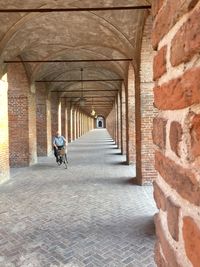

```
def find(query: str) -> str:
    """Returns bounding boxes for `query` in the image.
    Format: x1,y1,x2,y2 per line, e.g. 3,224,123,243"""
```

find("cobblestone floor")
0,129,157,267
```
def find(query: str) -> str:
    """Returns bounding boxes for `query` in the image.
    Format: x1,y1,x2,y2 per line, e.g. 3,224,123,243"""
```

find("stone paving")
0,129,157,267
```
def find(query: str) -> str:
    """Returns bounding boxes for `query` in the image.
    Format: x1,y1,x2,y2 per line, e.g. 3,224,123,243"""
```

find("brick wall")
121,84,127,155
140,14,158,184
36,83,51,156
117,93,122,150
0,74,9,183
51,92,59,145
126,64,136,164
107,104,117,142
61,99,67,138
28,86,37,165
46,92,52,154
152,1,200,266
8,62,37,167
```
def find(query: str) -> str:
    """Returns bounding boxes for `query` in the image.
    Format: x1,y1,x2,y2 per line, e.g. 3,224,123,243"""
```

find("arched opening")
97,116,105,128
140,14,157,184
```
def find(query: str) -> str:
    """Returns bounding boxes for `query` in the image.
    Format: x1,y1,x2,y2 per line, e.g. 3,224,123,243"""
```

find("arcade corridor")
0,129,156,267
0,1,200,266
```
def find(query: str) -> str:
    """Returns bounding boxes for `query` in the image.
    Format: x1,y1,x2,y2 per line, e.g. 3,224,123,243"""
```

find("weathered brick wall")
36,83,50,156
121,84,127,155
51,92,59,145
7,62,37,167
107,105,117,142
28,86,37,165
126,64,136,164
0,74,9,183
152,1,200,266
117,93,122,150
140,14,158,184
46,92,52,154
61,99,67,138
66,105,72,142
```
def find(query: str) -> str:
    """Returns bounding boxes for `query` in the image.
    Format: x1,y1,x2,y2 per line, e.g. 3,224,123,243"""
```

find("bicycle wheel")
57,156,62,166
63,154,68,169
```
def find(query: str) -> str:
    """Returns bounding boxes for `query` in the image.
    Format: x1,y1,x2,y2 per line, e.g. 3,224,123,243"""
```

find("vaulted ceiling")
0,0,151,116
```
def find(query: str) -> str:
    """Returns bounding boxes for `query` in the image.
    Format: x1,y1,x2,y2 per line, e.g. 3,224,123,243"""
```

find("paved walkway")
0,129,157,267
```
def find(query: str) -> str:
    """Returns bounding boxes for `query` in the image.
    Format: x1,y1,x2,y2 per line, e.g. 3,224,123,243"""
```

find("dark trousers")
54,146,64,160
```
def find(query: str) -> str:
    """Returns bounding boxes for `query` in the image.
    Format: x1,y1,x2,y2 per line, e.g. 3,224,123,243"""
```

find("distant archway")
96,116,105,128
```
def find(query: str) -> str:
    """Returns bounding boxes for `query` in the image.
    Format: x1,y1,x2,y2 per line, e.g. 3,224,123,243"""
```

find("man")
53,131,67,162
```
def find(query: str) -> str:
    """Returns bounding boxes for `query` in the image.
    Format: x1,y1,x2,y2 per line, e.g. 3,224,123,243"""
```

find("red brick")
36,84,49,156
152,0,199,49
166,197,180,241
155,151,200,206
169,121,182,157
171,4,200,66
153,46,167,80
141,15,158,184
153,181,166,211
152,117,167,149
154,214,181,267
183,216,200,267
190,114,200,158
154,241,167,267
51,92,59,143
151,0,164,18
7,62,34,167
154,67,200,110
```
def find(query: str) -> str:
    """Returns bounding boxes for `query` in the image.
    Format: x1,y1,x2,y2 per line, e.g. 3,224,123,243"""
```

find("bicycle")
57,147,68,169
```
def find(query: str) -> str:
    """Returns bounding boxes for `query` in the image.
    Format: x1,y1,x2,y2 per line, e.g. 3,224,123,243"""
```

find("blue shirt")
53,136,66,146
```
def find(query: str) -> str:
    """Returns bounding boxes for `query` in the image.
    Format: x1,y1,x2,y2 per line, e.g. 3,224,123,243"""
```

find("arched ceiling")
0,0,151,116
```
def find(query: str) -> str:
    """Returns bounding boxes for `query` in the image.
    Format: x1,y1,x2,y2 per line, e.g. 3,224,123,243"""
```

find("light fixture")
79,68,86,106
91,109,96,116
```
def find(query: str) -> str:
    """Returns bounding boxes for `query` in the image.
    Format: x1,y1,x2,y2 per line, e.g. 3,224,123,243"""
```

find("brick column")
126,64,136,165
106,104,117,142
73,109,77,140
66,104,71,143
8,62,37,167
152,1,200,266
117,93,122,150
51,92,59,142
121,85,127,155
70,107,74,141
61,99,67,138
76,109,79,139
0,74,9,183
36,83,52,156
140,14,158,184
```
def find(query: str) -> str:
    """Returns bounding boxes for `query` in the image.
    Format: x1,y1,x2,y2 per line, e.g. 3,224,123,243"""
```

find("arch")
140,13,157,184
96,116,105,128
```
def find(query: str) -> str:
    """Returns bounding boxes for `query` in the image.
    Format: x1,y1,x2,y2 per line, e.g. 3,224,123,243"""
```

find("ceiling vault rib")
51,90,118,92
0,6,151,13
4,59,132,63
36,79,123,82
60,95,116,99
